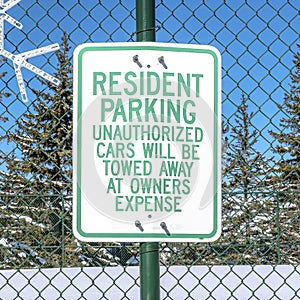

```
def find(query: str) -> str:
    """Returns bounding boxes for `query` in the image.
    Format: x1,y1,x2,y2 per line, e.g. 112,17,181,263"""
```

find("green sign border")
75,44,220,240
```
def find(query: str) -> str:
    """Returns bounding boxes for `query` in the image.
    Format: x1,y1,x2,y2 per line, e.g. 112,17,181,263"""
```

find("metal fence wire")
0,0,299,299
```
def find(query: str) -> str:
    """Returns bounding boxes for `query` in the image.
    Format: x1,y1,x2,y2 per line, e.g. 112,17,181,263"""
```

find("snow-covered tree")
268,46,300,263
221,95,277,263
0,63,10,145
6,33,72,198
269,48,300,191
0,65,11,197
0,33,73,267
223,95,272,195
0,34,128,268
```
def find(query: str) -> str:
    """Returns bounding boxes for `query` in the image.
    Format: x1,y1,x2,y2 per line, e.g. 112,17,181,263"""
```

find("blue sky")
0,0,299,159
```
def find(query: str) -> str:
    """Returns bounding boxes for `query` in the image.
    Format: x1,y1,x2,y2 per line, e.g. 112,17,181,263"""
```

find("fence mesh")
0,0,299,299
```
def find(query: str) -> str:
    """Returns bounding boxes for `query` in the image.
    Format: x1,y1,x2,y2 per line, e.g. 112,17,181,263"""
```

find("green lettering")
115,196,124,211
109,72,121,95
167,100,180,123
183,100,195,124
145,196,153,211
97,142,105,158
192,73,203,97
129,99,142,121
159,161,167,176
163,72,175,96
124,71,137,95
140,72,144,95
134,160,141,176
107,177,117,193
93,72,106,95
135,196,144,210
101,98,114,121
178,73,190,97
145,98,158,122
174,196,182,212
125,196,134,211
164,196,173,212
112,98,127,122
147,72,160,95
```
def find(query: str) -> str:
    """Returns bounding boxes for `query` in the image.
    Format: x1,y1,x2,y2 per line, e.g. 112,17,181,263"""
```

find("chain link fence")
0,0,299,299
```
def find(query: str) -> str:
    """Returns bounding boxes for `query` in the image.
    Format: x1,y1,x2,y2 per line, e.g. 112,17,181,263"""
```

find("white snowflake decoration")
0,0,60,102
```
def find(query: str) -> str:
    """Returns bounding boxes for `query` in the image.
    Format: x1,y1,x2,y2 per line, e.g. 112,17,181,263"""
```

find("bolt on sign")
73,42,221,242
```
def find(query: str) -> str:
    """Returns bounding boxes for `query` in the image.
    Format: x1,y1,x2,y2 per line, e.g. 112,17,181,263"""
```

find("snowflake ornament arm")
1,45,61,101
0,0,23,50
0,0,61,102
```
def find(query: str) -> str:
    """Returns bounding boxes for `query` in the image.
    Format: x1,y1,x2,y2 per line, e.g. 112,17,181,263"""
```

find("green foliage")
223,95,272,197
269,46,300,190
217,96,280,263
0,34,74,268
267,47,300,262
5,33,73,196
0,34,126,269
0,63,10,129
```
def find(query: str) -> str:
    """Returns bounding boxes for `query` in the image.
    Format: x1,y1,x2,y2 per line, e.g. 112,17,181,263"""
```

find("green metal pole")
140,242,160,300
136,0,156,42
136,1,160,300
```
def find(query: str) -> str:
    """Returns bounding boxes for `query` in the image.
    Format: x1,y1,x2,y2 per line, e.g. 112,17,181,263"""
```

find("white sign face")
73,42,221,242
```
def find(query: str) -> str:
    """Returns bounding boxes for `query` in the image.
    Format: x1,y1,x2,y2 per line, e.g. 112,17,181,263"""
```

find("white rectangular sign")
73,42,221,242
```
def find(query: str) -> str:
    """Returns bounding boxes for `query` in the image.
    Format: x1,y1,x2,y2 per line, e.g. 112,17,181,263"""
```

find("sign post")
72,3,221,300
136,1,160,299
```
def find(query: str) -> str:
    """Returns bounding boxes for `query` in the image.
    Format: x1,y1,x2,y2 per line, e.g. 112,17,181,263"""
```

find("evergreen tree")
1,34,125,268
221,95,276,263
223,95,272,195
0,64,10,134
6,32,73,198
0,33,73,267
0,65,10,193
268,47,300,263
0,58,11,105
269,47,300,191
